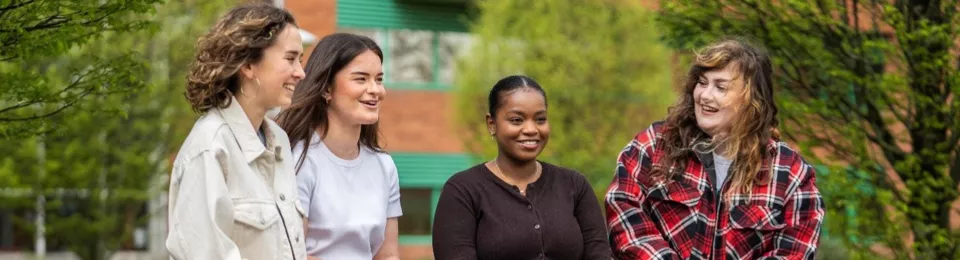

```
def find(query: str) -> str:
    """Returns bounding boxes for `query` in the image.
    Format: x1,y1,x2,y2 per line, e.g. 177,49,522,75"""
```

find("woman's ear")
239,62,256,81
485,113,495,136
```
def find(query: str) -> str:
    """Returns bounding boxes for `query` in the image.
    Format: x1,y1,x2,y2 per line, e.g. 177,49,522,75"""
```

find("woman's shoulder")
175,114,236,160
371,149,396,166
635,120,667,145
444,163,490,186
540,162,591,186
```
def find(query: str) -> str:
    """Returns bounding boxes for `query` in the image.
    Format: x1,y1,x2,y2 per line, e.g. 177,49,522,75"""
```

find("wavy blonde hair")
184,2,297,113
654,38,779,198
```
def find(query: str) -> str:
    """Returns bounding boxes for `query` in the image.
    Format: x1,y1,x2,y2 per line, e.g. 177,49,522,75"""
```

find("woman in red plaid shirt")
604,38,824,260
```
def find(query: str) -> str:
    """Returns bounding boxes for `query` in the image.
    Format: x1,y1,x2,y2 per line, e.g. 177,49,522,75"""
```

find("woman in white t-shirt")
276,33,401,260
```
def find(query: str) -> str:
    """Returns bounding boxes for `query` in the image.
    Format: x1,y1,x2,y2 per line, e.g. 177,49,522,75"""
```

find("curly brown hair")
655,38,780,198
184,2,297,113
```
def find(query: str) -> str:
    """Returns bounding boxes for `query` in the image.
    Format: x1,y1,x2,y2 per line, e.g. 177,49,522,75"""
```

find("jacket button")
280,193,286,201
527,204,533,210
534,224,540,230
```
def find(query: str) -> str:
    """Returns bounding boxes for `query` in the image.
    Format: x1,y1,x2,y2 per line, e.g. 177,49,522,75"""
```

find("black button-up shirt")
432,162,612,260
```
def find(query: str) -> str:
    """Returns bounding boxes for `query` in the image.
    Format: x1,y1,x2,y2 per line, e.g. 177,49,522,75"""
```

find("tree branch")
0,0,37,17
863,101,908,162
0,67,92,115
0,89,94,122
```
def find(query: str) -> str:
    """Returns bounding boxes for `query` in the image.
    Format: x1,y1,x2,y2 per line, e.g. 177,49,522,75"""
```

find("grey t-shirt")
294,132,403,259
713,152,732,189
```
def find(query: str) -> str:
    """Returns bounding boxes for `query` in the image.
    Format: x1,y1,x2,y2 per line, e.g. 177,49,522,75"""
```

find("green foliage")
0,0,235,258
0,0,163,139
454,0,676,199
657,0,960,258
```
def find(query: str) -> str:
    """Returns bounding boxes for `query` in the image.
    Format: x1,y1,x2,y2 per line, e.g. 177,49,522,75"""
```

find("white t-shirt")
295,132,402,259
713,152,732,189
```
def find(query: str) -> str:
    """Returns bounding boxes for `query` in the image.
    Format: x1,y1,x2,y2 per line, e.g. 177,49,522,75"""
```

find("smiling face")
693,64,745,137
487,88,550,163
239,23,305,109
326,50,385,126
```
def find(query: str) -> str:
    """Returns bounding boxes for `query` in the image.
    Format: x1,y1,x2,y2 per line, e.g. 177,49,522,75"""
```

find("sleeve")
759,157,824,260
604,130,680,260
296,156,317,219
165,151,242,260
431,180,479,260
382,154,403,218
573,174,614,260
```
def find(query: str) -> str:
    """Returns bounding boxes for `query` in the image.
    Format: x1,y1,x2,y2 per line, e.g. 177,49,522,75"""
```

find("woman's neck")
714,140,734,157
235,94,266,132
321,113,362,160
494,155,539,181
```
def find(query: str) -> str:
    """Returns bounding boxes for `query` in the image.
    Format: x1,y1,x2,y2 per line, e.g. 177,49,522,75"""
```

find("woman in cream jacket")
166,3,308,259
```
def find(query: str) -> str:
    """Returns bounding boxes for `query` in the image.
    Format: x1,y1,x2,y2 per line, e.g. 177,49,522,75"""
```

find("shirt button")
534,224,540,230
538,253,545,259
295,235,300,242
527,204,533,210
280,193,286,201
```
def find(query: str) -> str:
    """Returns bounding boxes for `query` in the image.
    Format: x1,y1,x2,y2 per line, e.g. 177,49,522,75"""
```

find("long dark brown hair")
276,33,384,173
655,38,779,198
185,3,296,113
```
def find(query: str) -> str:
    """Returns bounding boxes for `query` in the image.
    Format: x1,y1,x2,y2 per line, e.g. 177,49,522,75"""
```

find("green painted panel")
393,152,474,187
337,0,469,31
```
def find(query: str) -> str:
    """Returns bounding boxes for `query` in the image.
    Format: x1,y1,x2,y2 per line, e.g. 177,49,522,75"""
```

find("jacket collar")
214,97,284,163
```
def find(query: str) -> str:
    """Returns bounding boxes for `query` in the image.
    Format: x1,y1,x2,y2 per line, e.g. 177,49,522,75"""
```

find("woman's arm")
166,151,242,260
432,181,479,260
605,130,679,259
374,218,401,260
759,157,824,259
574,174,613,259
302,217,321,260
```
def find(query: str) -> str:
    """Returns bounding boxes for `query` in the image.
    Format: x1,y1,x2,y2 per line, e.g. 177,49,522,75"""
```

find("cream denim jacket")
166,97,307,260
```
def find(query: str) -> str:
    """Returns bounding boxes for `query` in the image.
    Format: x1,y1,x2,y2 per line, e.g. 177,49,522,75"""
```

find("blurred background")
1,0,958,259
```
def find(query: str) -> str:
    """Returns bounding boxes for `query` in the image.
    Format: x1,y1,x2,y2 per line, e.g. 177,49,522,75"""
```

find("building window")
336,27,473,90
437,32,472,85
397,188,432,236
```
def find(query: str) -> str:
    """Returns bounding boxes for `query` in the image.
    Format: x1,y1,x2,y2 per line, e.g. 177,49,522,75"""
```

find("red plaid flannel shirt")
605,122,824,260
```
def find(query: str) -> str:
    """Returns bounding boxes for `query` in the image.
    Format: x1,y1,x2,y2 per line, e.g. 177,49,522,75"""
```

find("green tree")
454,0,676,198
0,0,233,258
0,0,163,139
657,0,960,259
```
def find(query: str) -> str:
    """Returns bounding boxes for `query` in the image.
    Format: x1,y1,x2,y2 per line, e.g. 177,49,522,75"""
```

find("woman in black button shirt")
432,75,612,260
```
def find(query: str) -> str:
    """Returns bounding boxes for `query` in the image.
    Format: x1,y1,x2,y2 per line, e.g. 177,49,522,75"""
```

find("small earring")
255,78,262,87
